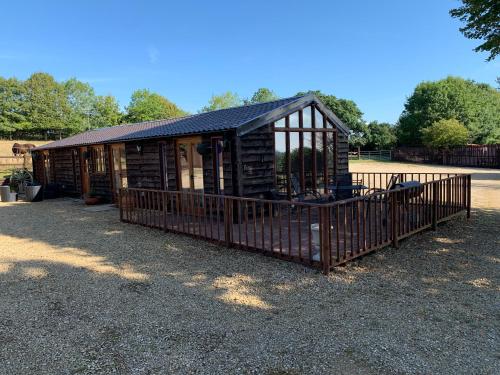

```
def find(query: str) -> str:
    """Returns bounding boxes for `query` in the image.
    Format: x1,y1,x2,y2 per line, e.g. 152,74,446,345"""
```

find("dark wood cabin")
32,94,351,202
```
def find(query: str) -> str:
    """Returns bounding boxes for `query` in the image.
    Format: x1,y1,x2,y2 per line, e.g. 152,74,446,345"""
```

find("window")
273,106,337,198
212,137,224,193
43,151,52,184
90,145,106,174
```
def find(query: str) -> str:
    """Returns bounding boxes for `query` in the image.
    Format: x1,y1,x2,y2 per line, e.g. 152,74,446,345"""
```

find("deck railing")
119,173,471,274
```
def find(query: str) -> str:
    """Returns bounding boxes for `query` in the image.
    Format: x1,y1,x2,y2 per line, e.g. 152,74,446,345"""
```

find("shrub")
421,119,468,149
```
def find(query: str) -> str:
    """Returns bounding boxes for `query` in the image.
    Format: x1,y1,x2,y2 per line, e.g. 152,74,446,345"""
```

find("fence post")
432,181,438,230
224,197,232,246
163,191,168,232
320,206,331,275
466,174,471,219
391,192,399,248
119,189,123,222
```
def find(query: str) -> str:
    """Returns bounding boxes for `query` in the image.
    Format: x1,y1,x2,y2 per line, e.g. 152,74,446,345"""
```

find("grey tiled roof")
34,94,349,150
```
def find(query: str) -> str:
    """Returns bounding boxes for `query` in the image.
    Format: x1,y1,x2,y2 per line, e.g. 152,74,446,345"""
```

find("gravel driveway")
0,162,498,374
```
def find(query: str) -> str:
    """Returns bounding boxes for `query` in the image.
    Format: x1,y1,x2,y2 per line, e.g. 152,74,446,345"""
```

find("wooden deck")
120,173,471,273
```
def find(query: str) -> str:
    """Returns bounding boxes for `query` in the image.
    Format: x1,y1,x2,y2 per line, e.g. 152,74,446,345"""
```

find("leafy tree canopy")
450,0,500,61
0,77,28,136
245,88,279,104
397,76,500,145
365,121,397,150
24,72,71,137
92,95,122,128
201,91,241,112
297,90,366,148
422,119,469,148
124,89,186,123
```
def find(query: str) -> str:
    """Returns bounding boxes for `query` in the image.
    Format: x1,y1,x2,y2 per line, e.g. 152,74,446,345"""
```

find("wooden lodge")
32,94,351,202
31,94,471,273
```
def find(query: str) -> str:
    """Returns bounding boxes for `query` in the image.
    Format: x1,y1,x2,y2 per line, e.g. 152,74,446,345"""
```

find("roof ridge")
194,94,306,116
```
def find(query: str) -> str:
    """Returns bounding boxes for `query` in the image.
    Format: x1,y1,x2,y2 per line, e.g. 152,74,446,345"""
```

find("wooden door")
177,137,204,192
79,147,90,196
176,137,204,215
111,143,127,201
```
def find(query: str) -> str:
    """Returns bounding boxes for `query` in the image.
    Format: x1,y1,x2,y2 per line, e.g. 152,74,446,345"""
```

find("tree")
0,77,28,138
450,0,500,61
24,72,71,139
396,76,500,145
245,88,279,104
92,95,122,128
297,90,366,148
201,91,241,112
422,119,469,148
365,121,397,150
63,78,96,133
125,89,186,123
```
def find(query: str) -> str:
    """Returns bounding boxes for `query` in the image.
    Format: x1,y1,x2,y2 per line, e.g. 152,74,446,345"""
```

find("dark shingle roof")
34,94,349,151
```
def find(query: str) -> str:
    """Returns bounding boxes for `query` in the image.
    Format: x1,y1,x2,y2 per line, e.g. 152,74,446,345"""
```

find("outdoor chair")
290,174,331,203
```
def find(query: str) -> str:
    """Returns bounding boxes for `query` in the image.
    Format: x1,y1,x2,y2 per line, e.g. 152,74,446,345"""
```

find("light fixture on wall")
136,144,143,154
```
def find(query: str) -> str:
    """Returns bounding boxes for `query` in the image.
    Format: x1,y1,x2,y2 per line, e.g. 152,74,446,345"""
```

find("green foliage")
24,72,71,138
0,77,28,137
93,95,122,128
245,88,279,104
421,119,469,148
397,76,500,145
63,78,96,133
450,0,500,61
297,90,366,147
201,91,241,112
365,121,397,150
124,89,186,123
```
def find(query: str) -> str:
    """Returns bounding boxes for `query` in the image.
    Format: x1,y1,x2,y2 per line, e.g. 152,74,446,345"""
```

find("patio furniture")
327,175,368,200
290,174,330,203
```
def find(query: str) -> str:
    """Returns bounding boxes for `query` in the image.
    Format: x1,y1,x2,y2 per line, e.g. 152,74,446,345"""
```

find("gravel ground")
0,162,498,374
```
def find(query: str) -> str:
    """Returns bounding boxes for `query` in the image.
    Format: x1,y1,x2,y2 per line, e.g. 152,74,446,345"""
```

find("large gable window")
273,105,338,199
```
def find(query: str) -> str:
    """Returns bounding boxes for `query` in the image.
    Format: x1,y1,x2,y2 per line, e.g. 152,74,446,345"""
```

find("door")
111,143,127,201
79,147,90,196
177,137,204,192
177,137,204,215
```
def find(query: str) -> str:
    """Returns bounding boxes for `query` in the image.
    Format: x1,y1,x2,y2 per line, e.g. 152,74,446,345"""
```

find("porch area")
119,172,471,273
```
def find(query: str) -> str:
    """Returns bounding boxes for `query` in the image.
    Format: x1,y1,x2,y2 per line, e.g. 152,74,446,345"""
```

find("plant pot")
3,192,17,202
85,196,101,205
26,185,43,202
310,223,334,262
0,186,10,202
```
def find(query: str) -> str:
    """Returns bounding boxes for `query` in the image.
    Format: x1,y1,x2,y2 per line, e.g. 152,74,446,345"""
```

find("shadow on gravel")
0,200,498,374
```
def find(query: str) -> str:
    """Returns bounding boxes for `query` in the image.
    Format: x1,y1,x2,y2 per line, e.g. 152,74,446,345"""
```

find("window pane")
315,108,324,128
274,118,285,128
274,132,286,192
316,133,324,188
303,132,313,189
289,133,300,188
327,133,335,182
289,112,299,128
302,106,312,128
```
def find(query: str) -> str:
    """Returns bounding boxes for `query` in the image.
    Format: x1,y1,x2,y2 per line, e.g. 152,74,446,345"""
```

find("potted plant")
26,181,43,202
85,190,101,205
9,168,33,195
3,182,18,202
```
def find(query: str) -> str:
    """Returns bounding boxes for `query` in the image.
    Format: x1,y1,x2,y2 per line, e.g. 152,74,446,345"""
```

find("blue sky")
1,0,498,123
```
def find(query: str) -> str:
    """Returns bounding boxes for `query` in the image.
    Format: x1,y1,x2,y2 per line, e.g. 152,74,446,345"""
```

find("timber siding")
239,125,274,197
125,141,162,190
53,148,79,194
337,132,349,175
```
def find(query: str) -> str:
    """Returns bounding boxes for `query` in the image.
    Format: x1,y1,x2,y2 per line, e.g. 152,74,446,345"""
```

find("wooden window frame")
90,145,106,175
273,105,338,199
